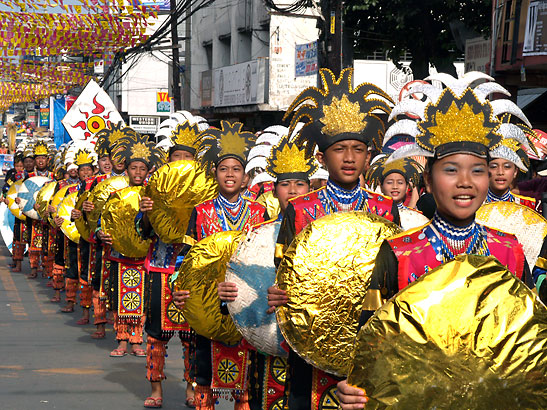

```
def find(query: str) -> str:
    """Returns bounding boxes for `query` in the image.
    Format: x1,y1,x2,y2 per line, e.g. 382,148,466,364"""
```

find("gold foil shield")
74,191,91,242
87,176,129,232
6,179,26,220
172,230,243,345
276,212,401,376
476,201,547,270
145,160,218,244
48,184,76,227
36,181,57,221
58,191,80,243
102,186,151,258
348,254,547,409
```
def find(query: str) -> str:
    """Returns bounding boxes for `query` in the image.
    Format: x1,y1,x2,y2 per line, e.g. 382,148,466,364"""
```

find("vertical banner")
39,108,50,128
53,96,71,148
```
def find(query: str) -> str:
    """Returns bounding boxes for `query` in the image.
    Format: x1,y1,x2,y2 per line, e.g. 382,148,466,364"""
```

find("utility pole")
326,0,343,76
183,6,191,110
170,0,182,111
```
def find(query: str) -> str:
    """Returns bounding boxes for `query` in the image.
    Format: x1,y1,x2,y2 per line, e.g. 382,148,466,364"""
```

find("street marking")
0,267,27,318
27,280,56,315
33,367,103,375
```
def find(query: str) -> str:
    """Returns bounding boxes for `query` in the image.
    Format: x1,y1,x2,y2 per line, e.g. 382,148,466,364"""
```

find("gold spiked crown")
33,140,50,157
196,121,256,172
110,129,166,169
385,72,533,166
284,68,393,155
95,122,137,158
169,121,201,155
365,155,423,190
73,148,97,167
266,136,318,181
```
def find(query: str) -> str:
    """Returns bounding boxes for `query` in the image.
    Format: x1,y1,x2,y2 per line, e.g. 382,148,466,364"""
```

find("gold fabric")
87,176,129,232
58,191,80,243
48,184,77,227
145,160,218,243
6,179,26,220
476,201,547,270
256,190,280,221
102,186,151,258
275,211,400,376
348,254,547,408
74,191,91,242
172,230,243,345
536,256,547,270
36,181,57,220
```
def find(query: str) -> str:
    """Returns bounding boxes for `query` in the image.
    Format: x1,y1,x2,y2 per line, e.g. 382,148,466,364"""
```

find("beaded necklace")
485,188,514,203
214,194,250,231
321,179,368,214
424,212,490,262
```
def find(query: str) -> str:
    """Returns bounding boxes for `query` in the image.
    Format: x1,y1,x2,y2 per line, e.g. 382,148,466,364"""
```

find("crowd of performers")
3,70,547,409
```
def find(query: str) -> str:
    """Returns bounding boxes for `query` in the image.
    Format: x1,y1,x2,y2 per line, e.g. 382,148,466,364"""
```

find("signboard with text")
523,1,547,56
295,41,318,77
129,115,160,134
156,92,170,113
213,60,264,107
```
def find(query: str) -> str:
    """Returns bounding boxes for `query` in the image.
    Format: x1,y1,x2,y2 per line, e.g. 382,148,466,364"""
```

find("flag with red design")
61,80,124,141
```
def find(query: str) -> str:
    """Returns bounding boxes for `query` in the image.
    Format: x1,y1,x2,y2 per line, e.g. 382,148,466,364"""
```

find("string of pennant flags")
0,0,160,113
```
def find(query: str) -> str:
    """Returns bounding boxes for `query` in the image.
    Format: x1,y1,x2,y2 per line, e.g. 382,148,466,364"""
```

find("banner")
39,108,50,127
156,92,170,113
62,80,124,141
53,96,71,148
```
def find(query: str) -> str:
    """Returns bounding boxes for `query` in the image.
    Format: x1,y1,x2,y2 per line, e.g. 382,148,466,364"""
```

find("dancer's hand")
266,285,287,314
336,380,368,409
218,282,238,302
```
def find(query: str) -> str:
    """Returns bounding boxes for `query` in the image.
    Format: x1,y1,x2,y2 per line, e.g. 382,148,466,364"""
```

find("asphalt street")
0,245,231,410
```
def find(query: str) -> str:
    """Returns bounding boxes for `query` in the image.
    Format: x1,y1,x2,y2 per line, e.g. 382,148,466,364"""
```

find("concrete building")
491,0,547,129
189,0,320,130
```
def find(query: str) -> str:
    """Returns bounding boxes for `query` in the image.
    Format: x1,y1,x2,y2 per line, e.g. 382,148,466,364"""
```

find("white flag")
61,80,125,141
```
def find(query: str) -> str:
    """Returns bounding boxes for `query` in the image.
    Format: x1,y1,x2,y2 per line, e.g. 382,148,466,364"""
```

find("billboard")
523,1,547,56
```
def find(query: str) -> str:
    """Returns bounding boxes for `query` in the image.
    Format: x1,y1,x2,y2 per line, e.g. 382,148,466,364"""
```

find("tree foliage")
344,0,491,78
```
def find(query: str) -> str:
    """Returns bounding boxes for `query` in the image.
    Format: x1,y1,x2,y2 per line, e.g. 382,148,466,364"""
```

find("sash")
160,273,192,338
262,355,287,410
211,340,251,398
117,262,145,324
99,247,110,300
311,368,340,410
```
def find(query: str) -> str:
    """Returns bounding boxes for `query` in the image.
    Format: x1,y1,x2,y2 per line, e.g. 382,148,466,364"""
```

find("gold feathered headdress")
284,68,393,155
33,139,50,157
385,72,533,170
95,122,137,158
110,129,166,169
265,136,318,182
66,142,98,168
169,121,201,155
196,121,255,172
366,155,423,190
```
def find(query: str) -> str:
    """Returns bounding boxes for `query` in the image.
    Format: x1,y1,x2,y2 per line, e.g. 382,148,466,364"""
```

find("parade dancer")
267,68,398,410
335,72,534,407
218,133,318,409
136,120,203,408
176,121,267,410
96,129,164,358
365,155,423,211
